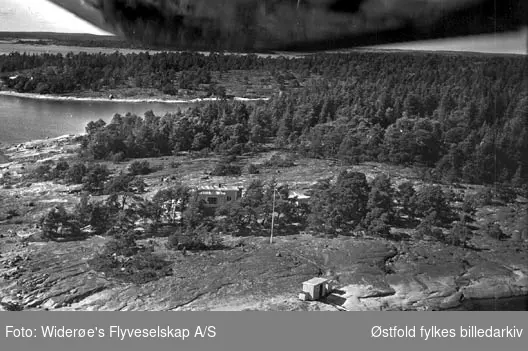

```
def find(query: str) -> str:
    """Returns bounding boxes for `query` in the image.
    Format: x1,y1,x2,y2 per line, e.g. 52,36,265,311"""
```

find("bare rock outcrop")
2,233,526,311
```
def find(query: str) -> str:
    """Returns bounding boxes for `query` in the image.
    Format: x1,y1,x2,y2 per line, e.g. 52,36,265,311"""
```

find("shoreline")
446,295,528,311
0,90,271,104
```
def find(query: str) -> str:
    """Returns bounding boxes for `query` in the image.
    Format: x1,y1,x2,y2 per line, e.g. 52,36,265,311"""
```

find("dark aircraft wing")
49,0,528,51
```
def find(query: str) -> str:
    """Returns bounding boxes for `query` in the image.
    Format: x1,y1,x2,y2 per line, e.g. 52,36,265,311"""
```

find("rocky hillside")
1,230,527,311
1,136,527,311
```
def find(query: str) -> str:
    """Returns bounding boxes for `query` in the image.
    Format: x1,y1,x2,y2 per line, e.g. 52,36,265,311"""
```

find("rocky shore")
0,90,270,104
0,232,526,311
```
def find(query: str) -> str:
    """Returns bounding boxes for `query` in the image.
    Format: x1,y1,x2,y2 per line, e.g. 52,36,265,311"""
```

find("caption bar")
1,312,527,351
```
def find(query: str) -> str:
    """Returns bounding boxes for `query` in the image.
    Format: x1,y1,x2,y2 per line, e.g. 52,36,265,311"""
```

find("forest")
1,50,527,189
0,51,288,94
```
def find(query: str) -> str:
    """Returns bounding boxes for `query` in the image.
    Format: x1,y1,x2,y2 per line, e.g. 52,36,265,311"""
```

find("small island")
0,49,527,311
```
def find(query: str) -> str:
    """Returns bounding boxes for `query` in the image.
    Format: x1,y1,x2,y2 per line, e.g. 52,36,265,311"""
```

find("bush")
89,231,172,284
459,213,473,224
227,143,245,156
179,235,208,251
110,152,126,163
472,187,493,206
89,250,172,285
461,198,476,215
484,223,505,240
152,163,164,172
366,218,391,238
494,186,517,204
103,173,146,195
448,221,471,246
162,83,178,95
415,219,432,240
247,164,259,174
167,225,222,251
211,163,241,176
119,251,172,285
397,181,416,217
166,231,181,249
192,148,211,158
79,199,120,235
221,155,237,164
415,215,445,243
40,206,83,241
82,164,110,193
5,209,20,219
51,160,70,179
0,301,23,311
263,154,296,168
104,233,140,257
0,171,11,185
33,164,52,181
129,160,152,176
66,163,87,184
167,232,206,251
32,160,75,182
443,189,456,203
430,228,446,242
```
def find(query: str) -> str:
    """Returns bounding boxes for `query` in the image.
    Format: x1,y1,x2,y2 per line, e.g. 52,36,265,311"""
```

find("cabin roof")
302,277,329,286
289,191,310,199
197,185,241,192
197,190,230,196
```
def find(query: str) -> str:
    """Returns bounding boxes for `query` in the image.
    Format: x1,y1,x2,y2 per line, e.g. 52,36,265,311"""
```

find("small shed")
299,277,332,301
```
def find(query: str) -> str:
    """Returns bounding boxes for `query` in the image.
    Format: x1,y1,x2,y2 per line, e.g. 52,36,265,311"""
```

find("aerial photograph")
0,0,527,311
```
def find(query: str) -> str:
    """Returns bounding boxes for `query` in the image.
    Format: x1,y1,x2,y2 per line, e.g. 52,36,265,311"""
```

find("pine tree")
365,174,395,226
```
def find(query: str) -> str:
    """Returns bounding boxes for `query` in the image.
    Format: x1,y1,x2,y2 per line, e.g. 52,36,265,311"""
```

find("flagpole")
270,188,277,244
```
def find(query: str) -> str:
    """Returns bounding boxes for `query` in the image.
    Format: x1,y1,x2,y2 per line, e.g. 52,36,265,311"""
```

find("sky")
376,28,527,55
0,0,526,54
0,0,109,35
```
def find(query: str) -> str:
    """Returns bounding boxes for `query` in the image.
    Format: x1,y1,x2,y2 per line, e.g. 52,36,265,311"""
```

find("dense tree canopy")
4,50,526,187
308,171,370,234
